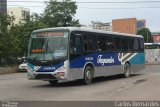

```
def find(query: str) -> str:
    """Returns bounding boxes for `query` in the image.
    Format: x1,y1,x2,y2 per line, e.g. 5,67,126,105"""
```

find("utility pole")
147,28,148,43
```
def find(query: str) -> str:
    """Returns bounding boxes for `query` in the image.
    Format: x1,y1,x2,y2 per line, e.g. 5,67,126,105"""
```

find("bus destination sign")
36,32,64,37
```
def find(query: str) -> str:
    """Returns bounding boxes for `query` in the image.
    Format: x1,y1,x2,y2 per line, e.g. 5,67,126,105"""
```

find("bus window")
85,33,98,52
107,36,115,51
127,38,133,52
74,37,82,54
115,37,122,52
133,38,139,51
70,32,83,55
98,34,107,51
122,38,129,52
139,39,144,51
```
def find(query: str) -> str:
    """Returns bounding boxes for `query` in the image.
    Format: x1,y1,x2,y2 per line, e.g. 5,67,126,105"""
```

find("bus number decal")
85,57,93,61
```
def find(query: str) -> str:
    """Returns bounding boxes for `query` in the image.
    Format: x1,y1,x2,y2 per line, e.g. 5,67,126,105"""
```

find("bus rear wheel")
123,63,131,78
83,66,94,85
49,80,58,85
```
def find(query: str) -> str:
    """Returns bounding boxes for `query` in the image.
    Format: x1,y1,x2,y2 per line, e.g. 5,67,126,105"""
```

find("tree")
11,13,47,57
137,28,153,43
0,13,47,60
0,14,13,59
0,0,81,65
43,0,80,27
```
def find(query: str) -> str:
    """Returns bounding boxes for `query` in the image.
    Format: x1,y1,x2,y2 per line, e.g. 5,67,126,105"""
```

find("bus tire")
123,63,131,78
49,80,58,85
83,66,94,85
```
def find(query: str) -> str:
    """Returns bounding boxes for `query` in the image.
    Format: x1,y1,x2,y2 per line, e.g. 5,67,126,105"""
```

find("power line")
8,5,160,9
8,5,44,7
8,1,45,3
7,0,160,4
79,6,160,9
77,1,160,3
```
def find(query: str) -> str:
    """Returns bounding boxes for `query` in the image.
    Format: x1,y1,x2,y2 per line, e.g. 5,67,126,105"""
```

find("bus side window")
139,39,144,51
73,37,82,54
107,36,115,51
98,34,107,51
70,32,83,55
122,38,126,52
127,38,133,52
115,37,122,52
133,38,139,51
84,33,98,52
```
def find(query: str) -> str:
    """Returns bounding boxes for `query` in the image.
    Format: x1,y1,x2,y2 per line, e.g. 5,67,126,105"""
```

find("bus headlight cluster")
57,66,66,71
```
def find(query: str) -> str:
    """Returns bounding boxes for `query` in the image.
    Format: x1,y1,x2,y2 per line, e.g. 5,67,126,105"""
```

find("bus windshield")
28,31,68,61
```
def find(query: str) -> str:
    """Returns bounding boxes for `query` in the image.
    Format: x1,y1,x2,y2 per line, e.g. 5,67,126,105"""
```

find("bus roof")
33,27,143,38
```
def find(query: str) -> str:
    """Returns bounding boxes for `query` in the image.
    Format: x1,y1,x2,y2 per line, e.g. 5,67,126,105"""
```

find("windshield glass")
28,31,68,61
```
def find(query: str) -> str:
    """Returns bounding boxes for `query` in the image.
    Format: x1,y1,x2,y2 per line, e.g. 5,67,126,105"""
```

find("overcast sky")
7,0,160,32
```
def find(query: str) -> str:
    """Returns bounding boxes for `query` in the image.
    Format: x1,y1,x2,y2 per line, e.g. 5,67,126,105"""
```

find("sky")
7,0,160,32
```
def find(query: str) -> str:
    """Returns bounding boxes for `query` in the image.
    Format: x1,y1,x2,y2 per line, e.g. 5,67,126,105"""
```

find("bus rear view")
27,28,69,84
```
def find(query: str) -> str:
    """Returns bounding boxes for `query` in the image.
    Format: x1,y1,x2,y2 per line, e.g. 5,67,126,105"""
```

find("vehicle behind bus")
144,43,160,49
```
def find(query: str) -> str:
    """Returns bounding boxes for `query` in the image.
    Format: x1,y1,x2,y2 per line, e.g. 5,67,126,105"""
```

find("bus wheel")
49,80,58,85
123,63,131,78
83,66,93,85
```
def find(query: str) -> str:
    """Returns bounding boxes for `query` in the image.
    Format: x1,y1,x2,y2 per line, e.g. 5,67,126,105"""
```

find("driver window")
70,33,82,55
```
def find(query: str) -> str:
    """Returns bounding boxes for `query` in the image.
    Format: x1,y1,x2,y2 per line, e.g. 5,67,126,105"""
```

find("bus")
27,27,145,85
144,43,160,49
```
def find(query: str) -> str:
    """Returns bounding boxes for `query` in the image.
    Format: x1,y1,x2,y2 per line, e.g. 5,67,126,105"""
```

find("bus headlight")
57,72,65,76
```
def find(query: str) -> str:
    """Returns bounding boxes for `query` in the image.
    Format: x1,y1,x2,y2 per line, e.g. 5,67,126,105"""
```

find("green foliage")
0,14,13,58
43,0,80,27
137,28,153,43
0,13,47,60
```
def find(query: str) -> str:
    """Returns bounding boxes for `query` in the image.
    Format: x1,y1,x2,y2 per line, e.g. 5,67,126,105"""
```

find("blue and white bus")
27,27,145,85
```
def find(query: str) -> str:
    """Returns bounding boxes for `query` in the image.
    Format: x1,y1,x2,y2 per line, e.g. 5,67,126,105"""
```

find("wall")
145,49,160,64
0,67,17,74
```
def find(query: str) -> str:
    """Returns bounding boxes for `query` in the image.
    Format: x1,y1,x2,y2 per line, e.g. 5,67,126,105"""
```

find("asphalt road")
0,65,160,101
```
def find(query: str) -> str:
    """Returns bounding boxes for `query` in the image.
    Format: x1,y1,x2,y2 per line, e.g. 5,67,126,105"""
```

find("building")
137,19,146,30
91,21,111,31
0,0,7,14
112,18,146,34
7,7,30,25
81,24,92,29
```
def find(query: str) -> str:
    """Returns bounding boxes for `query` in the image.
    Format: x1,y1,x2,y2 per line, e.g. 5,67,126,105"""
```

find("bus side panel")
94,52,123,77
68,52,123,80
68,68,84,80
129,52,145,73
94,65,123,77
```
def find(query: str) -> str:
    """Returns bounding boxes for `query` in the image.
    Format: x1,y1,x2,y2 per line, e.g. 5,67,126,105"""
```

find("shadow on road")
33,74,143,88
92,74,143,84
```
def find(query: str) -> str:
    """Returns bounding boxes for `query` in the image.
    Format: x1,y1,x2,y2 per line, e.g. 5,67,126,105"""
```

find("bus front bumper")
27,71,67,81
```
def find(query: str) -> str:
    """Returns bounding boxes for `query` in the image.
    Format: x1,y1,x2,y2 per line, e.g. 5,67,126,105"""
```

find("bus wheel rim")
86,70,92,81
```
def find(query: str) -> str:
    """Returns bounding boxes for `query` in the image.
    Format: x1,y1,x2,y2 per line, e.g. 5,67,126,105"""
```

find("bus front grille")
36,71,54,72
35,74,56,80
